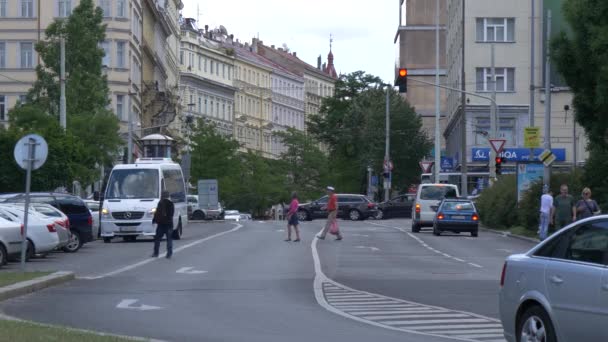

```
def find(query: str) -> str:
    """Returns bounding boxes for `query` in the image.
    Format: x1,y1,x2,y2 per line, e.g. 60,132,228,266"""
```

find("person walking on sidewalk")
553,184,576,230
317,186,342,241
539,187,554,241
285,192,301,242
576,187,601,220
152,190,174,259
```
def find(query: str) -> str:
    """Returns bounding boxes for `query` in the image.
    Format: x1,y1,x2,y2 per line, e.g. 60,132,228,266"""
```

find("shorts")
288,214,299,226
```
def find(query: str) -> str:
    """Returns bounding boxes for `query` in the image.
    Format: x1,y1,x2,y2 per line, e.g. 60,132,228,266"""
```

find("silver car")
499,215,608,342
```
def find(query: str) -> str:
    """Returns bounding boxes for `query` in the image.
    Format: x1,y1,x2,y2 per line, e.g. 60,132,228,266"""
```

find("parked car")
0,193,93,251
0,215,23,266
297,194,378,221
432,199,479,237
83,200,100,239
23,203,78,252
375,193,415,219
224,210,241,221
499,215,608,342
411,183,459,233
187,195,208,220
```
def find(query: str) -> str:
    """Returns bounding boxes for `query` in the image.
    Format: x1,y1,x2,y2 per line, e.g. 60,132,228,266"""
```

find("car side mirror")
431,206,438,212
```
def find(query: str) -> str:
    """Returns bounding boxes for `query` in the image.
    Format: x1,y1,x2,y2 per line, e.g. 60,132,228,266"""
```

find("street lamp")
127,91,137,164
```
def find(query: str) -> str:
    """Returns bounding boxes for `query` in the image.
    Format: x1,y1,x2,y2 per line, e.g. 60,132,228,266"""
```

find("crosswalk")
322,282,506,342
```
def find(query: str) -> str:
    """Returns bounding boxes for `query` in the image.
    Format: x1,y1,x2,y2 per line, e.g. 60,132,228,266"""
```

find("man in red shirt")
317,186,342,240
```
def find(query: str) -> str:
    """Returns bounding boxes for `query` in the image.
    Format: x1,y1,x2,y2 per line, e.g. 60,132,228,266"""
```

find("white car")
0,205,62,259
0,215,23,266
411,183,460,233
23,203,77,252
224,210,241,221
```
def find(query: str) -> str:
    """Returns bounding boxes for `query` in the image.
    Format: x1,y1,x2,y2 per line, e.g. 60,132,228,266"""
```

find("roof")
257,44,337,81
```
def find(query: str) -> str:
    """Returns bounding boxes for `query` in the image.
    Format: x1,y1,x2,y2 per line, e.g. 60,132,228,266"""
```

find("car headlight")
147,208,156,217
102,208,110,216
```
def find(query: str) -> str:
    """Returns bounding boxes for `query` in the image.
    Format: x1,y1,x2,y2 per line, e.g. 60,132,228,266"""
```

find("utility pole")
367,165,373,199
384,86,390,202
127,94,133,163
60,37,66,130
573,115,577,170
544,10,552,188
489,43,497,179
529,0,536,162
434,0,441,184
460,0,467,196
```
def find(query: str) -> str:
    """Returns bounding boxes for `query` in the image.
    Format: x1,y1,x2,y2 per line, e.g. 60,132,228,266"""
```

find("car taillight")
500,262,507,287
415,204,421,213
437,212,445,220
472,214,479,221
65,219,70,230
20,224,24,236
47,223,57,232
367,203,375,209
87,215,92,227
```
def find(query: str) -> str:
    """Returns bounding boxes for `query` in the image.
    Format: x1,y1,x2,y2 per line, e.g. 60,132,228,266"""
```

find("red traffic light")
399,68,408,77
495,157,502,164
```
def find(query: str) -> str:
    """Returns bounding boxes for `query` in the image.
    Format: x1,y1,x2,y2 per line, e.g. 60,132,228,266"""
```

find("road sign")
489,139,506,154
419,161,434,173
523,127,540,148
14,134,48,170
539,149,557,166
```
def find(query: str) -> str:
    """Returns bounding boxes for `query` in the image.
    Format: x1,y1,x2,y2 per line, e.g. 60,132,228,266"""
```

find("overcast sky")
181,0,397,83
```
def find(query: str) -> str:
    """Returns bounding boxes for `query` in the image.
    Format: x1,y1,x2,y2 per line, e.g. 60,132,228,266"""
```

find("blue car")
433,199,479,237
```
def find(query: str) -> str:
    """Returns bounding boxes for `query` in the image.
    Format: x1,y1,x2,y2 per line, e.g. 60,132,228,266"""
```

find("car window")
420,186,458,200
14,196,55,205
342,196,363,203
0,211,16,222
187,197,198,204
316,196,328,204
85,202,100,211
32,205,63,217
392,196,405,203
442,202,474,211
565,221,608,265
56,196,89,215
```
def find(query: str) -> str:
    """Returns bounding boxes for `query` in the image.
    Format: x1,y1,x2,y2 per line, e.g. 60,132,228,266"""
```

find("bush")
476,175,518,229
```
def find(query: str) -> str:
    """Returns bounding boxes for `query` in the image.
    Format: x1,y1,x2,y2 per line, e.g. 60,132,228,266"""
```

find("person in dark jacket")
152,190,174,258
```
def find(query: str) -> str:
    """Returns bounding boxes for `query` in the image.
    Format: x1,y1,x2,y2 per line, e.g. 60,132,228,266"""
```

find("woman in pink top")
285,192,301,242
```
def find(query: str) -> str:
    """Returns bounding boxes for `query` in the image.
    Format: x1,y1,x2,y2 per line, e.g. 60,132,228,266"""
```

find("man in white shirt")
539,188,554,241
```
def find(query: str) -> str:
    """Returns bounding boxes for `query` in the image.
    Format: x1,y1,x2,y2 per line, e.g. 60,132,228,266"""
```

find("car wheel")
433,225,441,236
375,210,384,220
411,221,421,233
349,209,361,221
297,210,309,221
172,220,182,240
517,305,556,342
0,243,7,266
103,237,112,243
192,210,205,220
62,231,82,253
123,236,137,242
471,230,478,237
26,239,34,261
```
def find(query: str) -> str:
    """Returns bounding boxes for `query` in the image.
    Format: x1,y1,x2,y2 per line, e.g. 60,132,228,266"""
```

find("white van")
100,158,188,243
411,183,459,232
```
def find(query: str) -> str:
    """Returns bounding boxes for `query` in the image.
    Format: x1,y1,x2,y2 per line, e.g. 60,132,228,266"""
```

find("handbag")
329,221,339,235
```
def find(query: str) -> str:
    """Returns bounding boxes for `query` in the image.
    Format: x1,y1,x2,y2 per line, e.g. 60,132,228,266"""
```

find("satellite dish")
219,25,228,35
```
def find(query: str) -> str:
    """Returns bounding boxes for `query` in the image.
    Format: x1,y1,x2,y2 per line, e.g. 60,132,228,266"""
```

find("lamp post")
127,92,137,164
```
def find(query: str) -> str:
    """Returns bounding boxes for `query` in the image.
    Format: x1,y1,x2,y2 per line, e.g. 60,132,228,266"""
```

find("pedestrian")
538,187,554,241
552,184,577,230
317,186,342,241
285,192,301,242
576,187,601,220
152,190,174,259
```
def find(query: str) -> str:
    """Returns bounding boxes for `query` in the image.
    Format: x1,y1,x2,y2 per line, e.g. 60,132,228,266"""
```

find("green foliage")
307,71,432,197
476,175,518,229
581,147,608,211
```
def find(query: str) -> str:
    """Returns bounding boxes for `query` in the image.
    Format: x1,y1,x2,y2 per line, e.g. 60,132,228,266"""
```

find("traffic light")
495,156,502,175
395,68,408,93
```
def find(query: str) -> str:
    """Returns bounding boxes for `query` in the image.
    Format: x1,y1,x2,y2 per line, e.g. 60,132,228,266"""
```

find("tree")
275,128,329,201
9,0,121,181
308,71,432,196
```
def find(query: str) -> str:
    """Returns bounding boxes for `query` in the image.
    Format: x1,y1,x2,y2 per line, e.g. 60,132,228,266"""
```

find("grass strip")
0,272,53,288
0,319,139,341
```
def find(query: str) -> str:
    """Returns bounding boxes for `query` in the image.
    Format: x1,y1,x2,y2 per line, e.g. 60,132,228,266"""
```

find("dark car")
376,193,415,219
432,199,479,237
0,192,93,252
297,194,378,221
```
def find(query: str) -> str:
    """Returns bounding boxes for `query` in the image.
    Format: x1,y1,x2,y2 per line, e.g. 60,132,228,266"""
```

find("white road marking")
497,249,513,253
409,323,503,330
384,318,491,325
176,267,207,274
468,263,483,268
363,313,469,320
276,229,285,232
354,246,380,252
351,234,370,237
116,299,161,311
79,224,243,280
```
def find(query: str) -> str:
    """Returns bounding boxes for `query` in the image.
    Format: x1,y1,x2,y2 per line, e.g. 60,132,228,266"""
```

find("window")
476,67,515,92
537,220,608,266
0,42,5,68
100,0,111,17
216,63,219,76
101,41,110,67
476,18,515,42
116,41,125,68
198,97,202,113
56,196,90,215
420,185,458,200
198,56,202,70
20,0,33,17
222,103,225,120
210,100,214,115
189,53,194,68
116,0,125,17
58,0,71,17
204,58,207,72
116,94,124,121
18,94,27,104
0,1,6,17
20,42,33,69
204,98,208,114
228,66,231,80
210,60,214,74
179,50,184,65
132,58,141,84
0,95,5,121
474,118,515,146
133,12,141,41
222,64,225,78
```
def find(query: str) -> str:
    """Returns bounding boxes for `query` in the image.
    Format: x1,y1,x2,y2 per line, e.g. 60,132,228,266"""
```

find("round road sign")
14,134,48,170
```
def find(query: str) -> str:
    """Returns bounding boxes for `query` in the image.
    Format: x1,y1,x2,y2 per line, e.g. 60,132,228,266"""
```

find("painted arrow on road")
176,267,208,274
355,246,380,252
116,299,162,311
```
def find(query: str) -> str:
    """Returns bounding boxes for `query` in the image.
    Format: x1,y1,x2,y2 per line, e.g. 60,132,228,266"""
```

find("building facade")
444,0,586,172
395,0,447,154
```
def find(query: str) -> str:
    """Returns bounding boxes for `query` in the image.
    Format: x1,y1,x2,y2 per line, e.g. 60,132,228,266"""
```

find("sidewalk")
479,225,540,244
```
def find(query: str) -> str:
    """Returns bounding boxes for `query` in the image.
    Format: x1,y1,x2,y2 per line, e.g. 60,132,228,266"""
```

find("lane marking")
79,224,243,280
176,267,207,274
116,299,161,311
468,263,483,268
354,246,380,252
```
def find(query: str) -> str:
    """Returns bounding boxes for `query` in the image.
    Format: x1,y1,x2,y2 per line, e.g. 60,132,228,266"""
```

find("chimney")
252,38,258,53
293,52,297,57
317,55,322,69
278,48,283,52
271,45,275,49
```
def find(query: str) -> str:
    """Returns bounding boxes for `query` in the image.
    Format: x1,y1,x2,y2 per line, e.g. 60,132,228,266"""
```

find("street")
0,219,535,342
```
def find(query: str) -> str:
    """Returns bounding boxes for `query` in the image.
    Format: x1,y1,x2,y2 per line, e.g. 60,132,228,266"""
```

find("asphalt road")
0,218,536,342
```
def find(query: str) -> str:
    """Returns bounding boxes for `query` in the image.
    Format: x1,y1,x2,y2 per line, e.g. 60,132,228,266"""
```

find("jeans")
153,224,173,257
539,212,550,240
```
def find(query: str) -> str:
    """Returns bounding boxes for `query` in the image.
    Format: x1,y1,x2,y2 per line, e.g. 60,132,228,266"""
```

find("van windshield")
420,186,458,200
106,169,159,199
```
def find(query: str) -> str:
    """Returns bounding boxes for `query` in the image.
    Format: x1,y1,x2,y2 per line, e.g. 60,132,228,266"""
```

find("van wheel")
62,231,82,253
172,220,182,240
0,243,7,266
103,237,112,243
411,222,421,233
192,210,205,220
123,236,137,242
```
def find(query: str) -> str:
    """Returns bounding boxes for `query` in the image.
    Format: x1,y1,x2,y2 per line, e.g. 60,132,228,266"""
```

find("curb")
479,226,540,243
0,271,75,302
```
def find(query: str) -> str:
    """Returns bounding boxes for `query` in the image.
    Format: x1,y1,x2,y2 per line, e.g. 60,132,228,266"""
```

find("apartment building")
444,0,586,171
395,0,447,155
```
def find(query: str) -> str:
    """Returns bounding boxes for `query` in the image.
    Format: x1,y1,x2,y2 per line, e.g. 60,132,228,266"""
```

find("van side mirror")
93,191,100,201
